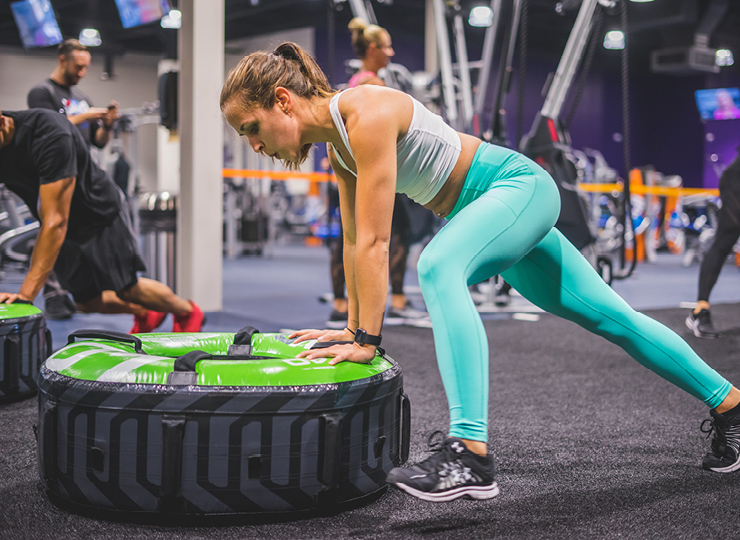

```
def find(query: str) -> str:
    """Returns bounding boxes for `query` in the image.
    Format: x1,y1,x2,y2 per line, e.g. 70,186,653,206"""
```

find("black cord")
614,0,636,279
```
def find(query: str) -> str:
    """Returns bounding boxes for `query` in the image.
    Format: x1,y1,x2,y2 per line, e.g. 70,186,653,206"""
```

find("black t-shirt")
0,109,121,237
27,79,103,148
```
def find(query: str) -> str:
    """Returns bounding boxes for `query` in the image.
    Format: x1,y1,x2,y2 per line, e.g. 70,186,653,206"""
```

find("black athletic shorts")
54,199,146,304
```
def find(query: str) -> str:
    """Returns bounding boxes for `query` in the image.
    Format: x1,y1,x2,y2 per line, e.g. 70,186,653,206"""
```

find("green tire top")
44,332,395,387
0,303,43,322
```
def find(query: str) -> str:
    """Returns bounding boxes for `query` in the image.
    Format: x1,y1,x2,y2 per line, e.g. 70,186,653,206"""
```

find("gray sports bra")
329,90,461,206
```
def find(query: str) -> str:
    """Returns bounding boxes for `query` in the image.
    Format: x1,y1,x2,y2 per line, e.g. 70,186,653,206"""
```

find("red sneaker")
130,311,167,334
172,301,205,332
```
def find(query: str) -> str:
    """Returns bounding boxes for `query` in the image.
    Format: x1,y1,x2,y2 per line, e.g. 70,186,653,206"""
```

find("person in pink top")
327,17,427,328
347,18,394,87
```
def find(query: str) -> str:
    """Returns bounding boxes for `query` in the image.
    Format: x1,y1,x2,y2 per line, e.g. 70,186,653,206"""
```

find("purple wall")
703,120,740,189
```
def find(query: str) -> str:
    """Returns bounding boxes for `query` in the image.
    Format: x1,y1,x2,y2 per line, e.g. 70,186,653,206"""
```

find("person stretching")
220,43,740,503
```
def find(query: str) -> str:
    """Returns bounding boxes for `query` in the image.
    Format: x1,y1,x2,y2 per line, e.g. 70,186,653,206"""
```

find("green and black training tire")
37,327,410,515
0,303,50,404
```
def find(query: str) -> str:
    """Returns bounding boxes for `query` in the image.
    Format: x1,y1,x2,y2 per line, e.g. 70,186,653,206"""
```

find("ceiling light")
630,0,654,3
603,30,624,50
161,9,181,29
79,28,101,47
716,49,734,67
469,6,493,27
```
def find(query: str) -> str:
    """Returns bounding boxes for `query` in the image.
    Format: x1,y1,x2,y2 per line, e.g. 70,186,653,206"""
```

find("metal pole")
541,0,598,119
363,0,378,24
348,0,372,22
474,0,502,117
452,4,474,132
327,0,336,86
432,0,459,128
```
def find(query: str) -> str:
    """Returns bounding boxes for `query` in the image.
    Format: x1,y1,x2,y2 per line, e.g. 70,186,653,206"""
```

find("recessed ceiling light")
603,30,625,50
161,9,181,29
469,6,493,27
79,28,101,47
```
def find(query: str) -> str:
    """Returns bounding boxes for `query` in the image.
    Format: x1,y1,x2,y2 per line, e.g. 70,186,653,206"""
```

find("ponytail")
348,17,388,59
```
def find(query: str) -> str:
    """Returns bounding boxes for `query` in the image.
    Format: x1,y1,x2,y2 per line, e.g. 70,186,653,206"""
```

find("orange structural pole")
577,182,718,197
222,168,336,183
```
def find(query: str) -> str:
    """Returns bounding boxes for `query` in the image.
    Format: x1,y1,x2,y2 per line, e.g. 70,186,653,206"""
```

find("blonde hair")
220,42,336,170
348,17,388,59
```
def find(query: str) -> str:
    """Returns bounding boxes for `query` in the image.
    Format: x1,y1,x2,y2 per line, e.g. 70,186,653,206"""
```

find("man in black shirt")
0,109,204,333
27,39,118,149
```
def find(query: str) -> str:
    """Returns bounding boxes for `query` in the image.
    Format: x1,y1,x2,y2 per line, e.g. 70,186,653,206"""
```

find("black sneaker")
326,309,348,329
701,408,740,473
386,437,499,502
43,288,76,320
685,309,719,339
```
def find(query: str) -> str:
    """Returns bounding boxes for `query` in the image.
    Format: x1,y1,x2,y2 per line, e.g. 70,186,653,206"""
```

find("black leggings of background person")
331,192,411,301
698,151,740,302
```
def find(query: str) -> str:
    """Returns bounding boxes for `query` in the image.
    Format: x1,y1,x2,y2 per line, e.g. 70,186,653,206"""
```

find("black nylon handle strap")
67,329,144,354
234,325,260,345
3,335,20,393
400,392,411,464
159,415,186,512
173,350,212,372
45,329,53,359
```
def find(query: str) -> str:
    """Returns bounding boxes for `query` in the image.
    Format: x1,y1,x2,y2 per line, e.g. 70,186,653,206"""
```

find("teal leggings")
417,143,732,442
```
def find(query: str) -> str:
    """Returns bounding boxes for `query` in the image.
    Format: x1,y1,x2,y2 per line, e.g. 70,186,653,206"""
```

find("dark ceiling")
0,0,738,72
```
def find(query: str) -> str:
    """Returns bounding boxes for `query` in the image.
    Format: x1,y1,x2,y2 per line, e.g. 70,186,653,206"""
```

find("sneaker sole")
685,316,719,339
393,481,499,502
703,457,740,473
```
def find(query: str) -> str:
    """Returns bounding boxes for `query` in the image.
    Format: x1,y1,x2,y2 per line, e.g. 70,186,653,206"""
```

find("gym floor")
2,245,740,539
19,243,740,350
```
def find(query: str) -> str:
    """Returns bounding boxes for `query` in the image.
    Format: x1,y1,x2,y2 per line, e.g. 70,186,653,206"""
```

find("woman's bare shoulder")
339,86,413,133
339,86,408,112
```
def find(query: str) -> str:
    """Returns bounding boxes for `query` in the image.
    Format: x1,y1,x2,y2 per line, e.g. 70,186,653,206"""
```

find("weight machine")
519,0,633,281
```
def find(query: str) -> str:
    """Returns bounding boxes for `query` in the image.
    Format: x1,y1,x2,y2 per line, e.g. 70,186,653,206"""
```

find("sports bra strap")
329,92,357,177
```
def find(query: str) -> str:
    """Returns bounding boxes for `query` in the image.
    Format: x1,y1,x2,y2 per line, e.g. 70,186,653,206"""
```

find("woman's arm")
344,96,399,338
289,144,360,346
328,144,360,332
298,87,410,364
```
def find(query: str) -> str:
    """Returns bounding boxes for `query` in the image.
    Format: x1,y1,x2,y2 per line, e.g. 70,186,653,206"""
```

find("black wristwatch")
353,328,382,347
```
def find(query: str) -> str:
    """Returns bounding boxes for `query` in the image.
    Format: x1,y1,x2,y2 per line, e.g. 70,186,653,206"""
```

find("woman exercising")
220,42,740,502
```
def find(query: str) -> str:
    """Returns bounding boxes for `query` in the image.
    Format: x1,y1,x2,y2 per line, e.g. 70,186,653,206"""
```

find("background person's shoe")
686,309,720,339
494,290,511,307
130,311,166,334
43,291,76,320
326,309,348,329
386,437,499,502
172,301,205,332
701,408,740,473
386,300,427,320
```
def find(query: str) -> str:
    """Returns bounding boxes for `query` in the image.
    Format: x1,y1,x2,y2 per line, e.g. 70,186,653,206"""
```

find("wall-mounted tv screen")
10,0,63,48
696,88,740,121
114,0,171,29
